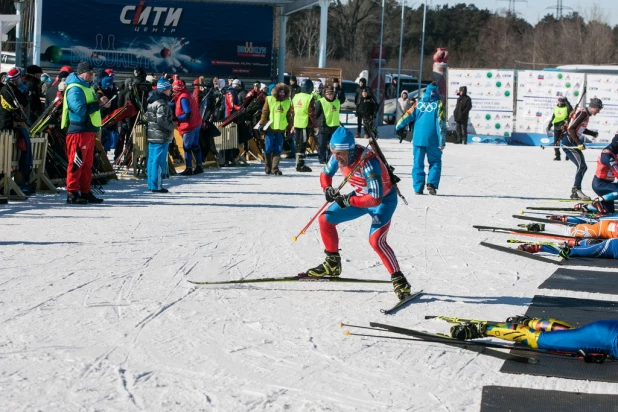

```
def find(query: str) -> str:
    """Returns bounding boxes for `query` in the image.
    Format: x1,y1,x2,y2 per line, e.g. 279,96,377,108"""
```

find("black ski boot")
304,251,342,277
450,322,486,341
415,184,425,195
427,184,437,195
193,165,204,175
180,167,193,176
79,191,104,204
296,154,312,172
391,271,411,300
524,223,545,232
570,187,590,200
67,192,87,204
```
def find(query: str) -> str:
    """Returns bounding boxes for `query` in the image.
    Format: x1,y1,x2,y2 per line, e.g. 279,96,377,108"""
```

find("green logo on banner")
566,82,571,88
504,132,510,137
496,81,502,88
485,114,491,120
495,123,501,130
504,91,511,97
574,91,580,97
487,72,493,78
558,74,563,79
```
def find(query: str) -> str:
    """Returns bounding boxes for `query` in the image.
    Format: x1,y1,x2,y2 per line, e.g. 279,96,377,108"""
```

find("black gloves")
335,193,351,209
324,186,338,202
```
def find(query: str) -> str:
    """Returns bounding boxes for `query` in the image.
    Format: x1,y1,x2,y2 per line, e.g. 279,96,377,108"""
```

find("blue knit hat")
101,76,114,90
157,78,172,91
329,126,356,151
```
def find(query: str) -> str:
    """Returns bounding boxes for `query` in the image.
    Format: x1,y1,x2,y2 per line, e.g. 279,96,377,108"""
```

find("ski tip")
519,210,524,215
344,330,351,336
292,236,297,242
339,322,345,328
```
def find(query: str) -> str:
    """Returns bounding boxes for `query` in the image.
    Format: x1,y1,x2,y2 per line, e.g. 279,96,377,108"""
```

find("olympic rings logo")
416,102,438,113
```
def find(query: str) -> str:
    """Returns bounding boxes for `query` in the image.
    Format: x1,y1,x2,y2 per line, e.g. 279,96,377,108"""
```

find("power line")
496,0,528,15
546,0,573,19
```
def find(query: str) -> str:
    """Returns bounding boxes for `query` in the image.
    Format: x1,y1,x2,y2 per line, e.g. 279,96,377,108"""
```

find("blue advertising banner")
40,0,274,77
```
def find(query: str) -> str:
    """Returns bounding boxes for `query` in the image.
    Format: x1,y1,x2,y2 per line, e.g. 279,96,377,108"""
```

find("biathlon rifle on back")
4,83,32,127
560,86,586,136
363,118,408,205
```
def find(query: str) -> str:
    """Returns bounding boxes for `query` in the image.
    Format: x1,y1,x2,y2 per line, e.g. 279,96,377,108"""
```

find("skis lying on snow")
424,316,611,363
473,225,577,240
425,315,504,325
526,206,580,212
341,322,538,363
188,275,392,285
511,214,572,226
380,290,424,315
480,241,563,264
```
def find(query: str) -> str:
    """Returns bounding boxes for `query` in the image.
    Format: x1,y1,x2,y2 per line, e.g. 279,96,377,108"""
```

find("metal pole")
32,0,43,65
14,0,24,67
278,13,287,83
396,0,405,98
375,0,385,128
418,0,427,94
318,0,329,68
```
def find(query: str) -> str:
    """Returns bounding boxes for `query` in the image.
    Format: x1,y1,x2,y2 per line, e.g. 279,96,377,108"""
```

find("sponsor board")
448,69,514,136
40,0,274,77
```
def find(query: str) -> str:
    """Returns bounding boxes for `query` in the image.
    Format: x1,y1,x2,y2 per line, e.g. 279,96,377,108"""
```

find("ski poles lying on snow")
292,144,372,242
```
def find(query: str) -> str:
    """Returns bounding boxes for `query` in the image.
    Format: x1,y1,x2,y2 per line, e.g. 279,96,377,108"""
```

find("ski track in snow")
1,135,618,410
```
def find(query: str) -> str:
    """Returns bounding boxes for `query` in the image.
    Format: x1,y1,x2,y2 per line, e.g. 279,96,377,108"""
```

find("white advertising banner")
515,71,585,134
448,69,515,137
585,74,618,147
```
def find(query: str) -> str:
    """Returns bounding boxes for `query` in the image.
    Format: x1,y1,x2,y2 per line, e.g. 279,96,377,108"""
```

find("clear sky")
431,0,618,28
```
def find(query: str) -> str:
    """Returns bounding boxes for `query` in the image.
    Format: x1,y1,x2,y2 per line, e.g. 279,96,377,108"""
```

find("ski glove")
324,185,338,202
335,193,351,209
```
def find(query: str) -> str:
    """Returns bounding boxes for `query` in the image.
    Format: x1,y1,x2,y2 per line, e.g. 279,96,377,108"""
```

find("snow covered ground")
2,134,617,411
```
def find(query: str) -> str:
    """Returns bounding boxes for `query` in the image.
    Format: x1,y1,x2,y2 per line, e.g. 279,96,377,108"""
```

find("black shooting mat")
561,258,618,268
480,386,618,412
499,295,618,382
539,268,618,294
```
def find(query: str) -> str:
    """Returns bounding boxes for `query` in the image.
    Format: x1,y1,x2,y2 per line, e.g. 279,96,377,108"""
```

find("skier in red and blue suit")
302,126,412,301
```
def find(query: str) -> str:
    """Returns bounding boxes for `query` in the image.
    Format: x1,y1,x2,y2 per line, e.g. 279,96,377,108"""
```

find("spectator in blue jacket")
395,82,446,195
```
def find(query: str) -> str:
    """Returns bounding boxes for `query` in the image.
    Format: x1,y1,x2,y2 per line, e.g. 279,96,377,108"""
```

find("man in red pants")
61,61,109,204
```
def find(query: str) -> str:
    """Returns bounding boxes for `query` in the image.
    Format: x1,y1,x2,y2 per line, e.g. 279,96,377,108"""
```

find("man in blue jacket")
395,82,446,195
61,61,109,204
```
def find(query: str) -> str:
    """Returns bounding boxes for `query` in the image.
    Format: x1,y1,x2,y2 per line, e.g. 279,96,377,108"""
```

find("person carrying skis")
562,98,603,200
0,67,33,195
291,78,317,172
395,82,446,195
590,134,618,214
450,315,618,361
517,238,618,260
302,126,412,301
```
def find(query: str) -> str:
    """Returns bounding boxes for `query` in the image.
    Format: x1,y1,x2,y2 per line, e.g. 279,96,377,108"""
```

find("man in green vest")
258,83,292,175
291,79,317,172
315,86,341,164
547,97,573,161
61,61,110,204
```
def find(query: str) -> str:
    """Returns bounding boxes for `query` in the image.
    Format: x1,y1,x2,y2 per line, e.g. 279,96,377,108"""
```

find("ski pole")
292,145,372,242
